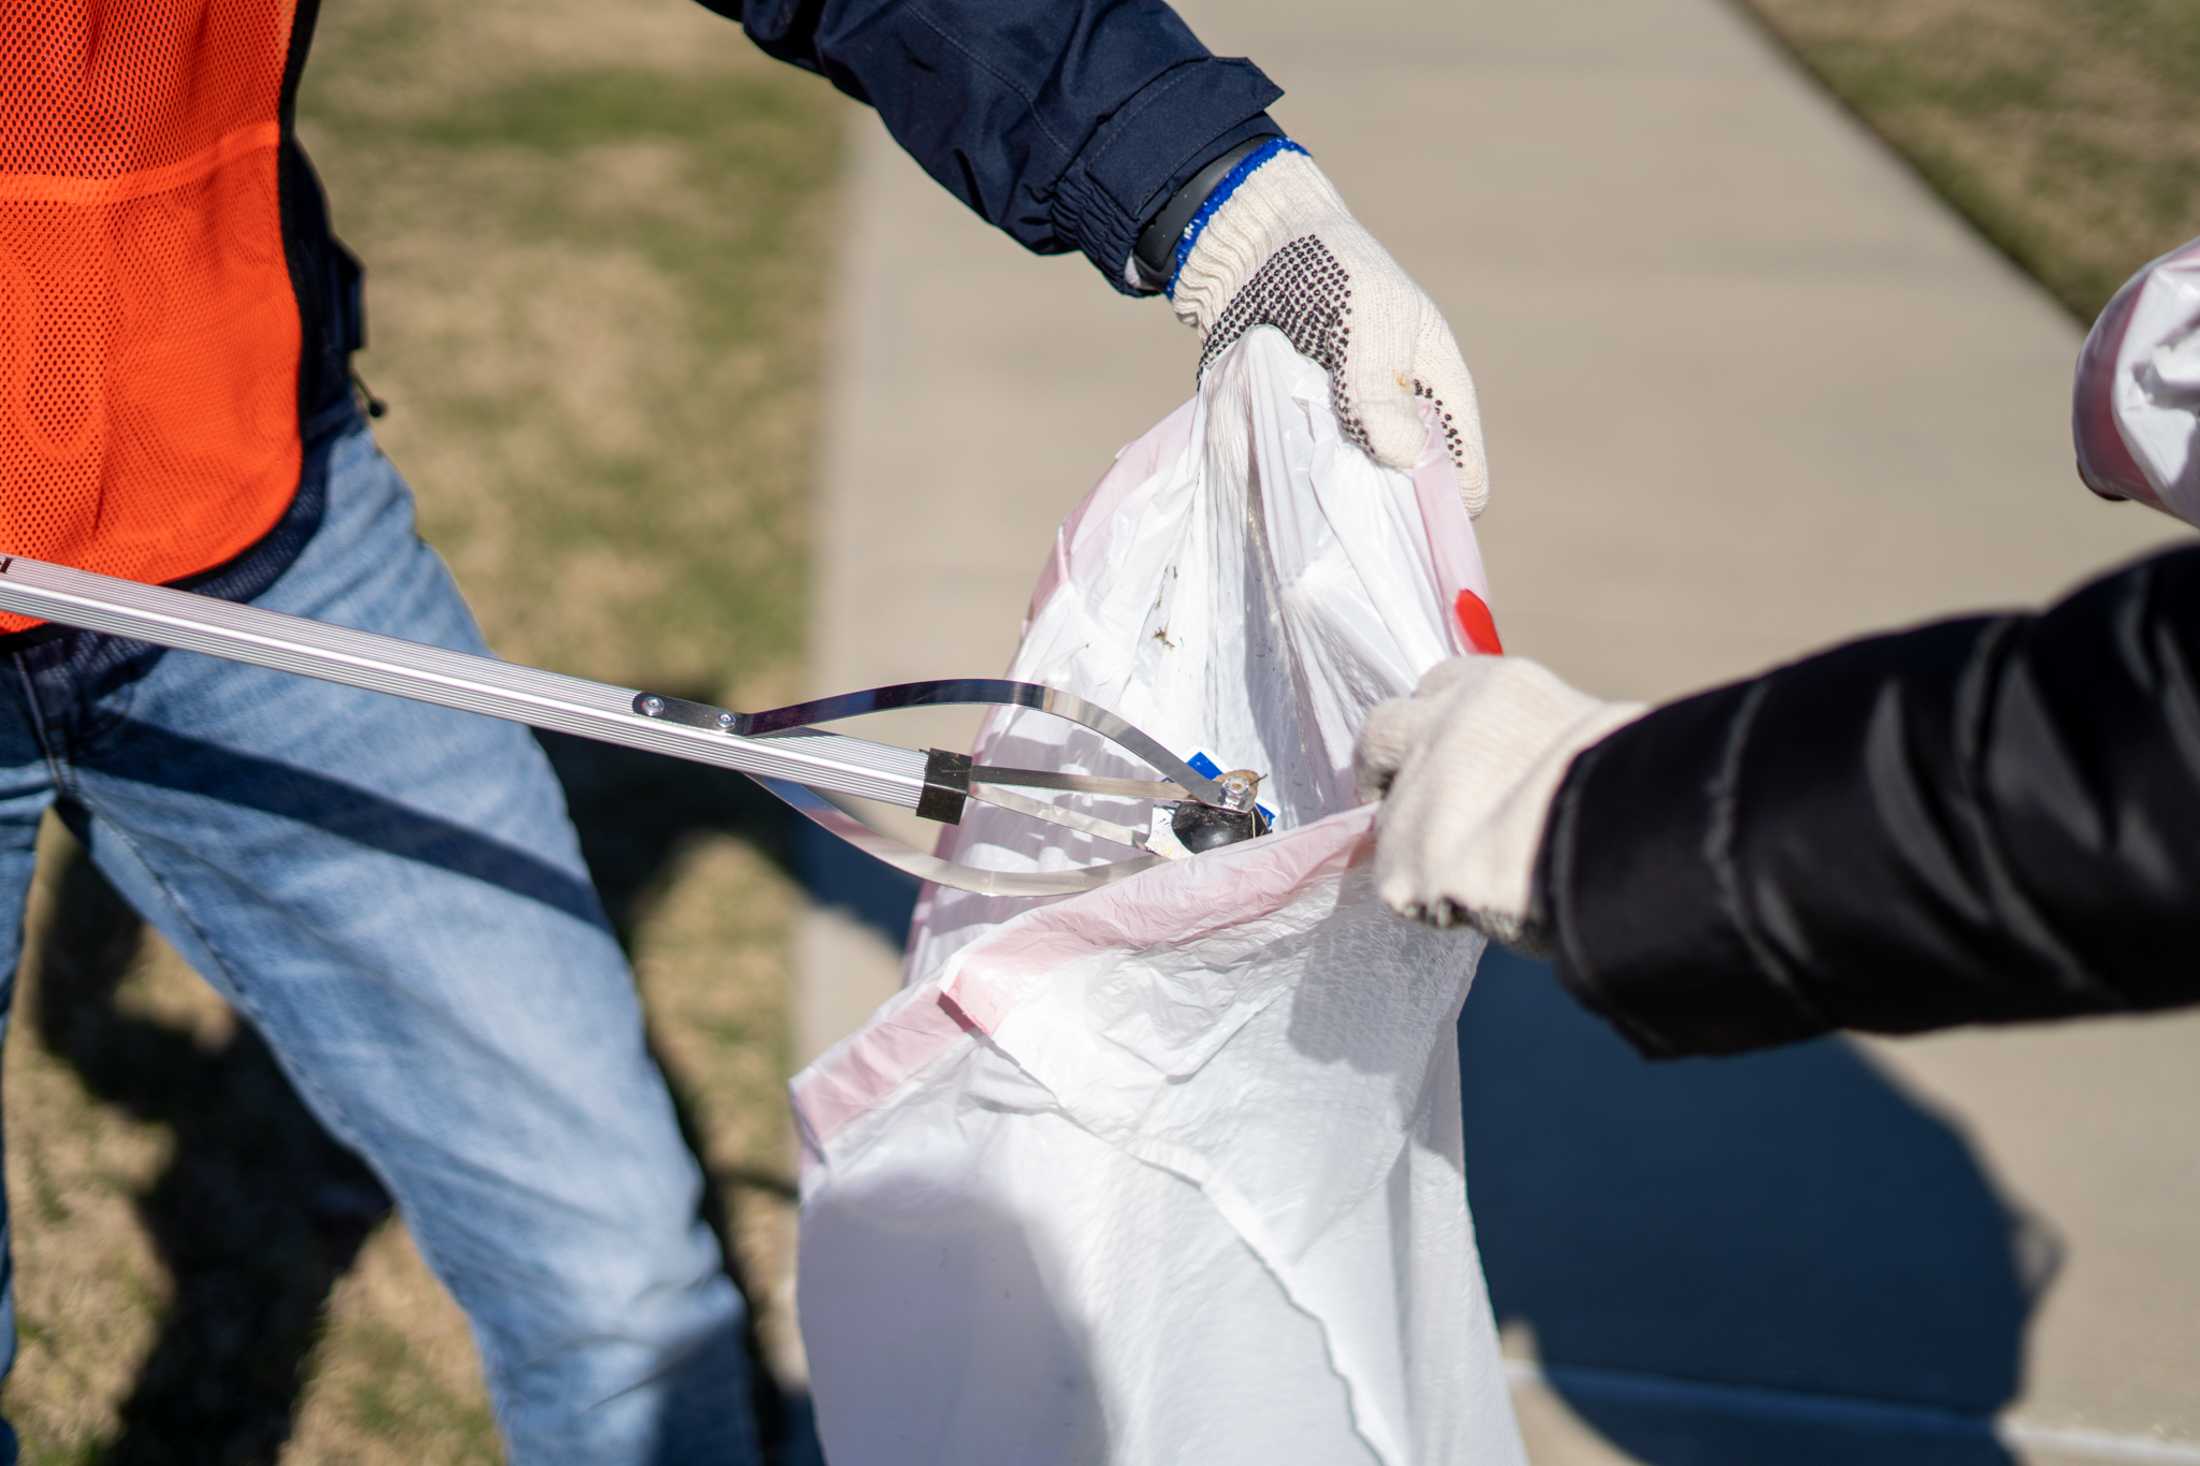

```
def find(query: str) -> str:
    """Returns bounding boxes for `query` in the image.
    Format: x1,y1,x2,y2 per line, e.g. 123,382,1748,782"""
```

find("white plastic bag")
2074,234,2200,525
791,329,1525,1466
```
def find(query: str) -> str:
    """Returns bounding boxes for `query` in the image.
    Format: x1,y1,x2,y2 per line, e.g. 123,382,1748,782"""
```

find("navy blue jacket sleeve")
695,0,1282,289
1534,544,2200,1058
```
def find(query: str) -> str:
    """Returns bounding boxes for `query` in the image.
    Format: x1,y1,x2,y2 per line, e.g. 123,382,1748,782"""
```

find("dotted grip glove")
1354,656,1643,949
1169,143,1491,514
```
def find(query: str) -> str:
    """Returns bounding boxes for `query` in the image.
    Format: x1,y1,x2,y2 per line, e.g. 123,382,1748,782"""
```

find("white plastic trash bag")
791,328,1526,1466
2073,234,2200,526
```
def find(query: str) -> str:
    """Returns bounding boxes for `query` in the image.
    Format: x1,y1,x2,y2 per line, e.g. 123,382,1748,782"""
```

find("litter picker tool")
0,555,1270,897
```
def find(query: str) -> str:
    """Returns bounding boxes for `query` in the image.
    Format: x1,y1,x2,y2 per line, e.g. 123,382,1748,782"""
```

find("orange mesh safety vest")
0,1,321,632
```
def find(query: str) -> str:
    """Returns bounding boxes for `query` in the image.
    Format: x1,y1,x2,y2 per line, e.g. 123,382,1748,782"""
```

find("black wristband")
1131,134,1281,292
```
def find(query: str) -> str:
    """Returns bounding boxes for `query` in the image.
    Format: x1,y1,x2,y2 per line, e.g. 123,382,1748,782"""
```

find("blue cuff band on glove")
1165,137,1310,299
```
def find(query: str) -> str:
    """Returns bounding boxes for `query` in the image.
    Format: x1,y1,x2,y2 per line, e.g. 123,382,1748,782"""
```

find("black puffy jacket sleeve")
1535,544,2200,1058
697,0,1283,288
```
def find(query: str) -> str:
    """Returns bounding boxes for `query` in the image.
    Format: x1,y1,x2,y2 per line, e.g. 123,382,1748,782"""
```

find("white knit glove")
1354,656,1644,947
1171,146,1492,514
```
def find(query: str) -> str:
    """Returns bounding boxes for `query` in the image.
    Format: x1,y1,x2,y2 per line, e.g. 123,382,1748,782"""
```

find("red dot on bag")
1454,590,1502,655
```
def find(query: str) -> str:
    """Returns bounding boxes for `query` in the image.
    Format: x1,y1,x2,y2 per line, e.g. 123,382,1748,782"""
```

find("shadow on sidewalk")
1460,947,2062,1465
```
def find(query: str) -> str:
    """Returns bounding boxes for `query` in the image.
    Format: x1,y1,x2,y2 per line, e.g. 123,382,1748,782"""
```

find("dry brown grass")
1,2,845,1461
1742,0,2200,319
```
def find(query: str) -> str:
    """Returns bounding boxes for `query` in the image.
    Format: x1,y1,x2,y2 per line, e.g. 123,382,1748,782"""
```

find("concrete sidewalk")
797,1,2199,1459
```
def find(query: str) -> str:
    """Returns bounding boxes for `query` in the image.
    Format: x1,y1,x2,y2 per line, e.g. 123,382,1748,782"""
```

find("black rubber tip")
1170,800,1272,853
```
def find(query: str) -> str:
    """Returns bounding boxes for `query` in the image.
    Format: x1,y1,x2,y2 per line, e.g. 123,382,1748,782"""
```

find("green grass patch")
1744,0,2200,318
1,2,844,1461
406,67,813,156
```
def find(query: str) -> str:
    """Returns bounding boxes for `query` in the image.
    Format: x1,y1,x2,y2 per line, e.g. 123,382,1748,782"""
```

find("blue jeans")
0,419,760,1463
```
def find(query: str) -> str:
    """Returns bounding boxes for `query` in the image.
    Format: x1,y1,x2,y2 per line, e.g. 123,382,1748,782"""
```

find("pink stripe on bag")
790,809,1377,1158
942,808,1375,1035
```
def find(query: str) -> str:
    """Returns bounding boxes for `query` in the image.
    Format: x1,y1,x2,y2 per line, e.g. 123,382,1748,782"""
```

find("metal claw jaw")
740,682,1275,894
625,681,1272,890
1146,770,1271,859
